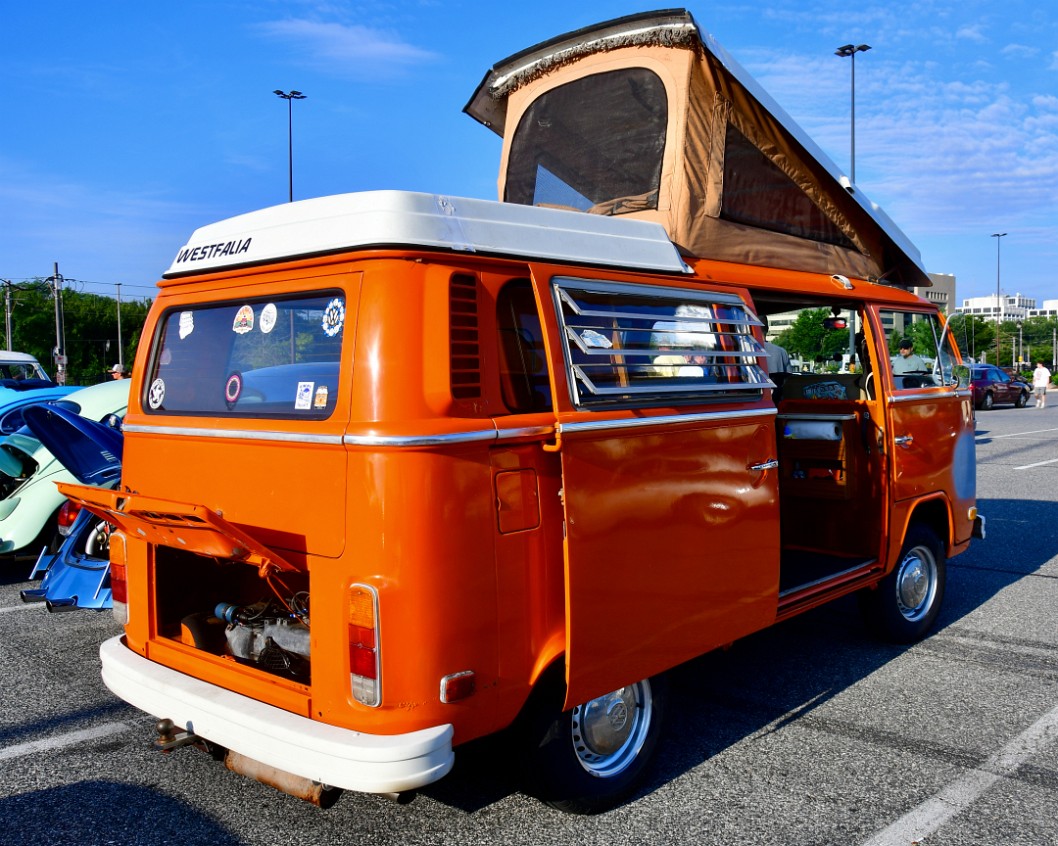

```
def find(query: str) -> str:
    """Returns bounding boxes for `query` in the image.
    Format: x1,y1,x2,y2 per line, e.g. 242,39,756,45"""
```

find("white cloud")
254,19,437,79
955,24,987,43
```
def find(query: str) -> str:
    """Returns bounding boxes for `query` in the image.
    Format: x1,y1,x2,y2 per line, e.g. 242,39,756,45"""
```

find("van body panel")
557,412,780,706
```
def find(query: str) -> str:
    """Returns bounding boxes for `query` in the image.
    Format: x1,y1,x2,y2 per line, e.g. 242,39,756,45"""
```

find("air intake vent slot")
450,274,482,399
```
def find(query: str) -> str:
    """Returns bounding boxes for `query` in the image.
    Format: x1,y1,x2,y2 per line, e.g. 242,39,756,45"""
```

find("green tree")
3,282,151,385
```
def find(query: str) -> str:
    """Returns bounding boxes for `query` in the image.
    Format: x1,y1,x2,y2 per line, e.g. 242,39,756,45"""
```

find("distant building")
1028,300,1058,318
954,292,1036,322
915,273,955,314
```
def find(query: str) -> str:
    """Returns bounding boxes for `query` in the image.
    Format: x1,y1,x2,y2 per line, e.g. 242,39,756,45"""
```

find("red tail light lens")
348,584,380,707
57,500,82,537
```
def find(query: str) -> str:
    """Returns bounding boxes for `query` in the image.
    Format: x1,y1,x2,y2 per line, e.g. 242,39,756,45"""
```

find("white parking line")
1015,458,1058,470
862,703,1058,845
979,426,1058,440
0,722,130,762
0,603,46,614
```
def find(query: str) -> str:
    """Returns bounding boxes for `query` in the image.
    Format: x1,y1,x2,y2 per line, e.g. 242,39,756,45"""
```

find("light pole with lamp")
835,43,871,183
274,90,306,203
992,232,1006,365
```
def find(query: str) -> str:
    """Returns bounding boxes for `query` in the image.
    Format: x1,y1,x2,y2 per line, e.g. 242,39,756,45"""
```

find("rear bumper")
99,636,455,794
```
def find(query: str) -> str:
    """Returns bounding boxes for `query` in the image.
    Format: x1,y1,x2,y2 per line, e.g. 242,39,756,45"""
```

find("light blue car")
20,403,122,610
0,379,129,558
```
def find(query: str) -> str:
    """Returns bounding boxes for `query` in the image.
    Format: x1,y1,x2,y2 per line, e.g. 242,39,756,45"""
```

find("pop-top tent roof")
465,9,929,288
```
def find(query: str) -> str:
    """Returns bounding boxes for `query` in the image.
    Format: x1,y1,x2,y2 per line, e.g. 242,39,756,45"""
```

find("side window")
551,277,767,409
496,279,552,413
880,309,960,389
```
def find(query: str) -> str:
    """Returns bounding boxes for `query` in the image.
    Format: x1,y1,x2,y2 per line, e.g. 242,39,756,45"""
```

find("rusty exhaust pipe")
224,750,343,808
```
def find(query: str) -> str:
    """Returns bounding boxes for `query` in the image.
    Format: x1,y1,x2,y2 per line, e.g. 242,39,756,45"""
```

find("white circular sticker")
259,303,277,334
148,378,166,410
322,298,345,337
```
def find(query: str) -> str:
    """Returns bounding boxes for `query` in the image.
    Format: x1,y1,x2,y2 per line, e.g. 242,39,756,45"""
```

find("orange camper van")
67,10,982,814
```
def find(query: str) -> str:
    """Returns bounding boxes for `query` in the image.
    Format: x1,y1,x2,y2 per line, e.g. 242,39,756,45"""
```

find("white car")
0,379,130,557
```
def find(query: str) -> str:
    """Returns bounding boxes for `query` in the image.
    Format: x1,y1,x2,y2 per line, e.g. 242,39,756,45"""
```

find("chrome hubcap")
571,680,653,778
895,546,937,621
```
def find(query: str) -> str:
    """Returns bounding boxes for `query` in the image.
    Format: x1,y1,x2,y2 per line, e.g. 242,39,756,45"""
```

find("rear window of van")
143,292,345,419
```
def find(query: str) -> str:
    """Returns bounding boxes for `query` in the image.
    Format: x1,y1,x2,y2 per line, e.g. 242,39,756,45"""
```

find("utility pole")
2,281,11,351
52,262,67,385
115,282,124,369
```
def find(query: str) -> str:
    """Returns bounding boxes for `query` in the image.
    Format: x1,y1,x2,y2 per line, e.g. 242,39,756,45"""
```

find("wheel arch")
894,495,953,563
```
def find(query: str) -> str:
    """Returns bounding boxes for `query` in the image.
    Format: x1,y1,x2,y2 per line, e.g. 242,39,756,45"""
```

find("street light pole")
835,43,871,184
273,89,306,202
992,232,1006,365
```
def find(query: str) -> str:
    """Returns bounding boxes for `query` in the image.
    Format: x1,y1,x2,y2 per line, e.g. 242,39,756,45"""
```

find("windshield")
144,292,345,419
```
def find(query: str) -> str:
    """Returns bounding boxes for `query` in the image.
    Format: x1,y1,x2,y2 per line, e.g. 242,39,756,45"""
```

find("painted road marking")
862,703,1058,845
978,426,1058,440
0,602,46,614
1015,458,1058,470
0,722,130,762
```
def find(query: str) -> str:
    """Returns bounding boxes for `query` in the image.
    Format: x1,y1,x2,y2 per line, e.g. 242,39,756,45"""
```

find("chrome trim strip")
122,423,343,445
888,391,957,404
776,413,856,421
559,406,777,435
343,430,498,447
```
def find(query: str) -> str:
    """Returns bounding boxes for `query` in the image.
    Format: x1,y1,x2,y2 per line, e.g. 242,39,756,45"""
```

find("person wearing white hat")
109,363,127,380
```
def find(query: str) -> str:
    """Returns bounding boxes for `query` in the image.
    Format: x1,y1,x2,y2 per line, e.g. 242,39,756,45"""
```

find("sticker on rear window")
295,381,314,410
148,378,166,410
314,386,329,409
322,298,345,337
233,305,254,335
225,372,243,407
179,312,195,339
259,303,277,334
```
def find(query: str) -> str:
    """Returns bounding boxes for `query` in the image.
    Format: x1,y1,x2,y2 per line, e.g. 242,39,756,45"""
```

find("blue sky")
2,1,1056,306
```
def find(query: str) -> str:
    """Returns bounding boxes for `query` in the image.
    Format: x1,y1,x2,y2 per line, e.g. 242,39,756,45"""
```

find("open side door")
539,274,781,708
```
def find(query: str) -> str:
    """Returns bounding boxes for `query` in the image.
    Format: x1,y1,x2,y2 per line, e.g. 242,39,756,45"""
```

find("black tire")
524,674,667,814
1016,390,1028,408
862,524,946,643
982,391,994,410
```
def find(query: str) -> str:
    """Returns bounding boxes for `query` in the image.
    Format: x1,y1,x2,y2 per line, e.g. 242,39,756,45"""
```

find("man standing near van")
1033,361,1051,408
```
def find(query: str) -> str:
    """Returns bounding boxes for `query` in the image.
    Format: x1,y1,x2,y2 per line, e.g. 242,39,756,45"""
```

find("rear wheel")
524,675,667,814
862,524,946,643
982,391,994,410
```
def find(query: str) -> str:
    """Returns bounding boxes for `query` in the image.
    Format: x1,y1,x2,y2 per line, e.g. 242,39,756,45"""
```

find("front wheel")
861,524,946,643
1016,390,1028,408
524,675,667,814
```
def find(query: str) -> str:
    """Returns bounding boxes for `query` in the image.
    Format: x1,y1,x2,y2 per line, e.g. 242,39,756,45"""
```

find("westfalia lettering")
174,238,253,264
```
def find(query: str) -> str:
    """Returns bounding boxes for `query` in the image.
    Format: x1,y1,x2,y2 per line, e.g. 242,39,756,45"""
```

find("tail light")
57,500,82,538
110,533,128,625
348,584,380,707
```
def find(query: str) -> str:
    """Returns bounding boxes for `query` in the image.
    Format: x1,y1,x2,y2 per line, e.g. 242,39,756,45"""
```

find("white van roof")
163,190,690,279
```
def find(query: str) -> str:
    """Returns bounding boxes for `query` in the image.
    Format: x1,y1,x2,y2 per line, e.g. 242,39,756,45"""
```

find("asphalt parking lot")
2,401,1056,846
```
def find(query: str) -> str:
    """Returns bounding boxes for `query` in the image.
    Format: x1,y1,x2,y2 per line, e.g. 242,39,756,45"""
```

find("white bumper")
99,636,454,794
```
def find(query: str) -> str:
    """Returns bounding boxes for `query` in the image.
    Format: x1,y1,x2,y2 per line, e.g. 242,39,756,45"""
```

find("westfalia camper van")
65,10,981,814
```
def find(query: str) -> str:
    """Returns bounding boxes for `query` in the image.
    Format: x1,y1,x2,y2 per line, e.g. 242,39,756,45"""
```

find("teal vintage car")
0,379,130,558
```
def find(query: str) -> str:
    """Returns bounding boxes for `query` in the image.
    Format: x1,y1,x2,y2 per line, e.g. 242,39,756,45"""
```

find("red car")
971,365,1030,409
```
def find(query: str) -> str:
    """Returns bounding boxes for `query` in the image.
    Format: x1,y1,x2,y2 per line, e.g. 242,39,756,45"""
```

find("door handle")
749,459,779,471
894,435,914,447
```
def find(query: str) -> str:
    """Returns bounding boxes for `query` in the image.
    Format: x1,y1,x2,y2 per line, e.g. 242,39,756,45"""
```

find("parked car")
0,379,129,558
0,351,52,382
971,364,1030,410
19,403,122,610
